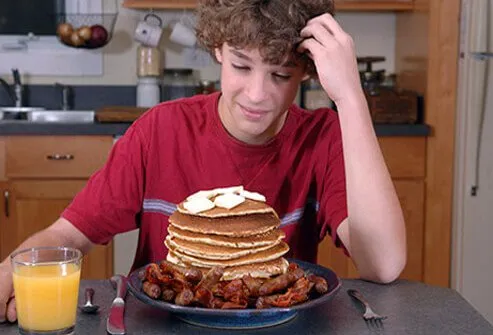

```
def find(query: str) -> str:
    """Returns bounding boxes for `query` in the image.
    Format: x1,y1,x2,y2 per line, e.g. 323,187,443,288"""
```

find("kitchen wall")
6,5,396,87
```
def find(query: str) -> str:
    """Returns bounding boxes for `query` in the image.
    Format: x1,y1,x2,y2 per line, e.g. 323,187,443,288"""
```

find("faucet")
0,69,23,107
55,82,72,110
11,69,23,107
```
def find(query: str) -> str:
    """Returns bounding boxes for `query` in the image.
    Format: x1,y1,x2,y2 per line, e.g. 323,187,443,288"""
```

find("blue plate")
127,259,341,329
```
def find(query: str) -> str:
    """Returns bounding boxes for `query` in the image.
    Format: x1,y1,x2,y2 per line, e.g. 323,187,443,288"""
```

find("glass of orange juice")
10,247,82,335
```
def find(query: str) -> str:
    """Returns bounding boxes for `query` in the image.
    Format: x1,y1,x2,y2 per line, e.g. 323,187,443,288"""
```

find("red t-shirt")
62,92,347,272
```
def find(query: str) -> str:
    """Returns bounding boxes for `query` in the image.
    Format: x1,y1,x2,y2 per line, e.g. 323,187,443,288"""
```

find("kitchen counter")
0,121,431,137
1,278,491,335
0,121,132,136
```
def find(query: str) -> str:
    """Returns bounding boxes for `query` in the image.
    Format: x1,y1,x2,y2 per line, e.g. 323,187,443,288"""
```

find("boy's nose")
245,75,269,103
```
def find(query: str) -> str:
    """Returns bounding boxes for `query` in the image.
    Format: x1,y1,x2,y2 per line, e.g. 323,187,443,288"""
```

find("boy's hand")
298,13,363,106
0,262,16,323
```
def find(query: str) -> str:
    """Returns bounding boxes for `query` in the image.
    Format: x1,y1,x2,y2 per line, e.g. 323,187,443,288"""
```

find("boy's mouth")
239,104,269,121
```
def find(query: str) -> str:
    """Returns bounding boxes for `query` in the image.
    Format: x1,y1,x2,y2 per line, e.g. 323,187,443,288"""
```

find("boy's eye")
232,64,249,71
273,73,291,81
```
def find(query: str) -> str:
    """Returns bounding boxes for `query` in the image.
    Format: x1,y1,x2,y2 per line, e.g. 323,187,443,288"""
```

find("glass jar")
161,68,197,101
137,45,161,77
300,78,334,110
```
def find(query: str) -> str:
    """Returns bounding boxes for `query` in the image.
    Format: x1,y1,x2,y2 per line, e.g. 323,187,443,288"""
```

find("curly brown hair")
195,0,335,75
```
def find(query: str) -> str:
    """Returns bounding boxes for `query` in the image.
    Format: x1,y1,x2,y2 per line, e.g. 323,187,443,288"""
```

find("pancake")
169,210,280,237
177,197,276,218
167,241,289,268
167,224,285,248
167,253,290,281
166,187,291,281
165,235,281,260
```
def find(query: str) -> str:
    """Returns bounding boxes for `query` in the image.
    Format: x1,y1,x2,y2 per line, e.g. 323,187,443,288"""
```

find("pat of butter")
214,185,244,195
183,197,215,214
239,190,266,202
186,189,218,201
214,193,245,209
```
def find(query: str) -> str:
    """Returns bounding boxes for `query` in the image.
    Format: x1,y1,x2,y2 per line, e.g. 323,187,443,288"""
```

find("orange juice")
13,263,81,332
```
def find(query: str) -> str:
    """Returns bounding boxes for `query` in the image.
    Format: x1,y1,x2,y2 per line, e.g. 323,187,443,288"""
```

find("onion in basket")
56,23,74,42
77,26,92,42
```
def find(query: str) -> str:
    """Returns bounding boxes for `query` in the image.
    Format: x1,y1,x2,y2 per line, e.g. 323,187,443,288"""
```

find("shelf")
122,0,196,10
123,0,414,11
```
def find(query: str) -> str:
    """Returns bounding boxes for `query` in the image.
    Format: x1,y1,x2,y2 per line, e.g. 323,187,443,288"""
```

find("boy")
0,0,406,323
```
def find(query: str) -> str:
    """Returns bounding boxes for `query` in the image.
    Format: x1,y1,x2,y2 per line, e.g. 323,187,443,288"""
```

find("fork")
347,289,387,329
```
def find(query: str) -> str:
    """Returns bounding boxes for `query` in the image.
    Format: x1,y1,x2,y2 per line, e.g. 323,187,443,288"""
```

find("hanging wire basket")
55,11,118,49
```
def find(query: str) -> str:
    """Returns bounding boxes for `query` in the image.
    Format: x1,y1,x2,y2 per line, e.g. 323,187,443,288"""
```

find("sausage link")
160,260,203,283
142,281,161,299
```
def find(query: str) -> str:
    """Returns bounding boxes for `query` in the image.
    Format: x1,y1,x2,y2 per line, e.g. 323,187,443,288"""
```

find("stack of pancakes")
165,190,289,281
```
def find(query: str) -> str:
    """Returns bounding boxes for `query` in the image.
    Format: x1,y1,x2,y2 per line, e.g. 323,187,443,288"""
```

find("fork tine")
364,319,374,331
366,317,385,331
365,319,378,333
374,318,384,329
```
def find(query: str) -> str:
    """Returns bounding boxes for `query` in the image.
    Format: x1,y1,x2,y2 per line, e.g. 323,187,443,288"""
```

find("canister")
161,68,197,101
137,45,161,77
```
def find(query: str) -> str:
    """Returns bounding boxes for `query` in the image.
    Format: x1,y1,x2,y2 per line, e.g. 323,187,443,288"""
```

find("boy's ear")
215,48,223,63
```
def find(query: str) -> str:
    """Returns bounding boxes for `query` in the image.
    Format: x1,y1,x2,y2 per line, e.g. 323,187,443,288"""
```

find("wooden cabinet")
393,0,459,288
317,136,426,281
122,0,414,11
0,136,114,280
5,136,112,179
0,182,10,261
0,133,428,282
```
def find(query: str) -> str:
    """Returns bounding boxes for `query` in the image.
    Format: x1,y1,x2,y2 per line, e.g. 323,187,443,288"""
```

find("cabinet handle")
46,154,74,161
4,190,9,218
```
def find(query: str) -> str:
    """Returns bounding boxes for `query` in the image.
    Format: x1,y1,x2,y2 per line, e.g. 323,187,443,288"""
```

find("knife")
107,275,128,335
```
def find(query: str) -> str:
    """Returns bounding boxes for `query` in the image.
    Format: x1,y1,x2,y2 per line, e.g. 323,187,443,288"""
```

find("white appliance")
453,0,493,325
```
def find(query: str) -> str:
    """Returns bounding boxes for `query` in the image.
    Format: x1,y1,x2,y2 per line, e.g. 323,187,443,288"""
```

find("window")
0,0,103,76
0,1,62,35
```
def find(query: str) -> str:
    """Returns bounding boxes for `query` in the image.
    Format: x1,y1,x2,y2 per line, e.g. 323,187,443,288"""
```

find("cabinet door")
317,179,425,281
0,180,113,279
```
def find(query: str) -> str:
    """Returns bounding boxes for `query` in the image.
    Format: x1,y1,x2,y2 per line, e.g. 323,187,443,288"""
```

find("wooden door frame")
422,0,461,287
396,0,461,287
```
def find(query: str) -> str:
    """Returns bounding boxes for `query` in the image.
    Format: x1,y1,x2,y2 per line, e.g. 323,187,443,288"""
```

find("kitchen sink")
27,110,95,123
0,107,46,113
0,108,94,123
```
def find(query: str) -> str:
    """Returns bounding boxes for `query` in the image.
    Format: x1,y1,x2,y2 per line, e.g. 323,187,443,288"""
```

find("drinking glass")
11,247,82,335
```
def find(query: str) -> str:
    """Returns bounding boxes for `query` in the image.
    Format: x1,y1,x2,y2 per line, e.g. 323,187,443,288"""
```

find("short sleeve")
61,123,148,245
315,114,348,251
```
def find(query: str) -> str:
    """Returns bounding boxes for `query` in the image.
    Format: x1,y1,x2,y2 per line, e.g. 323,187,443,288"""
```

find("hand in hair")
298,13,362,106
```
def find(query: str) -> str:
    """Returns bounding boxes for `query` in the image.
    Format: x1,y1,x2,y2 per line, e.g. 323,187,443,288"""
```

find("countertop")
0,121,132,136
0,121,431,137
1,278,491,335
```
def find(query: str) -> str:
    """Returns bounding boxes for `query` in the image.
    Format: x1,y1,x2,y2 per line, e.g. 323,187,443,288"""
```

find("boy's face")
215,43,308,145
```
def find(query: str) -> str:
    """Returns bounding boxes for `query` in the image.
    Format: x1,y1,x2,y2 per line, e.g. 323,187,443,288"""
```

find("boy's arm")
300,14,406,283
